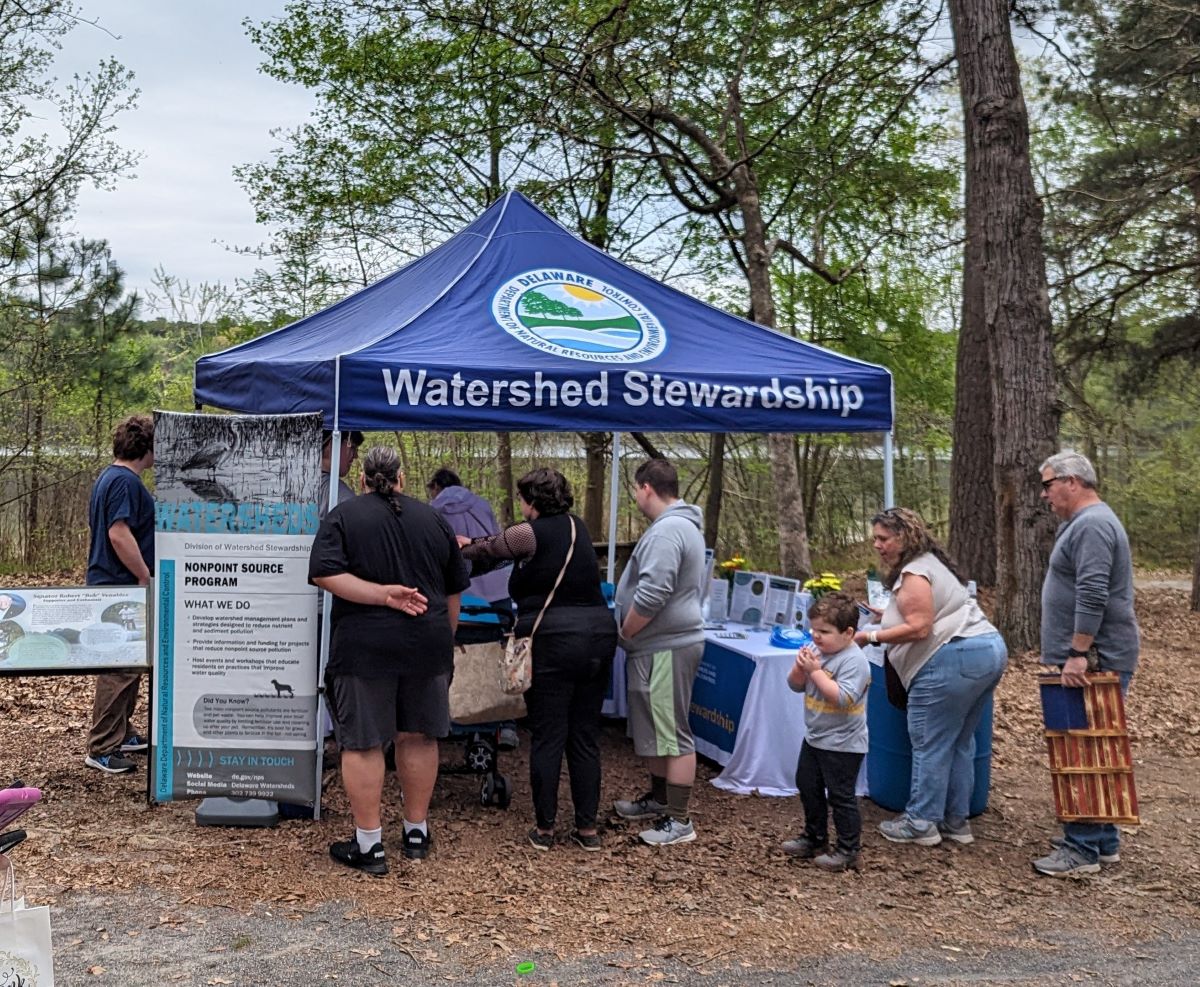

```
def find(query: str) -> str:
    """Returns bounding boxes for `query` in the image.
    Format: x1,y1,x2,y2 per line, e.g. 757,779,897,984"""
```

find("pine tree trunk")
735,165,812,579
581,431,608,540
704,432,726,549
949,0,1059,649
496,431,514,526
949,223,997,584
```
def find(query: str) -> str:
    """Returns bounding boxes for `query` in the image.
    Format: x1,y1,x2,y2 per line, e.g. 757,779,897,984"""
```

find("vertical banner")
151,412,322,805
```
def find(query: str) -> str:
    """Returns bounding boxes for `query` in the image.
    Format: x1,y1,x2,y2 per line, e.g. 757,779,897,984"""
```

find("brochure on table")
151,411,322,806
764,576,798,626
0,586,149,674
729,570,769,626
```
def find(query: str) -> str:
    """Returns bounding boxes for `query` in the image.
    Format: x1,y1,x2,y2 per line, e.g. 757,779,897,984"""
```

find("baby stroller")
443,600,517,810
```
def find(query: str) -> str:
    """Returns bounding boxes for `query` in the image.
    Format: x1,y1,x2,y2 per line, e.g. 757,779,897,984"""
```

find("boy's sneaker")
570,830,602,852
119,733,149,753
1033,845,1101,877
879,815,942,846
614,792,666,820
528,828,554,851
639,816,696,846
781,835,826,859
401,827,432,860
84,752,136,774
1050,836,1119,864
329,836,388,877
813,850,859,873
938,819,975,845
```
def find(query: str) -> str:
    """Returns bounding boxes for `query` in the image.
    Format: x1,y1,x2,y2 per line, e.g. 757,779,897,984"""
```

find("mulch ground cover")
3,576,1199,973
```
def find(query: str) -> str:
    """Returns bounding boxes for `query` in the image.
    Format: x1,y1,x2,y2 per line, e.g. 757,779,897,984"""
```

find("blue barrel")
866,662,993,818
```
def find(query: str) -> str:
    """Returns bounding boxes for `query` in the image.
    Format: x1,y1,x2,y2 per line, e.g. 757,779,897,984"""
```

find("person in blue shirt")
84,415,155,775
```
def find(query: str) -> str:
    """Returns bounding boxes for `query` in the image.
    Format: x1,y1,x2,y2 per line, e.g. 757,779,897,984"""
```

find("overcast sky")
55,1,312,311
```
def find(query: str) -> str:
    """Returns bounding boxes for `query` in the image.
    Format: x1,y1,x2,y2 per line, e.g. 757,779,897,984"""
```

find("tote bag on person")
450,641,528,724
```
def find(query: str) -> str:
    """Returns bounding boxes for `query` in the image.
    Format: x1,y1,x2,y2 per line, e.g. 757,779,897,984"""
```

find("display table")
692,627,868,797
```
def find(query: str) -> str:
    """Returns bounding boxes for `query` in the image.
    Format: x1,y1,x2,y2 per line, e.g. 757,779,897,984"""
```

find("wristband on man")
1067,647,1088,659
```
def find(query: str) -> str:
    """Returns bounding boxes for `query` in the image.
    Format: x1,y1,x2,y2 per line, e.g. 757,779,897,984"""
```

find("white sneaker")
613,792,666,820
638,816,696,846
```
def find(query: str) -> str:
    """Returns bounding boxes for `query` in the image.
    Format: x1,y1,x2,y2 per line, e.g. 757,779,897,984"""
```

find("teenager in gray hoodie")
613,458,706,846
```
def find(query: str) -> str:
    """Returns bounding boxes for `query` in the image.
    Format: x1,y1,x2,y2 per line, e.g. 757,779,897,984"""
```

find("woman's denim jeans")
905,632,1008,824
1062,670,1134,862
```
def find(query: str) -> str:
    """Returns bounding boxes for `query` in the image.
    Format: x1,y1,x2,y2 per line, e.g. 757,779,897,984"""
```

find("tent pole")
883,430,895,509
606,432,622,587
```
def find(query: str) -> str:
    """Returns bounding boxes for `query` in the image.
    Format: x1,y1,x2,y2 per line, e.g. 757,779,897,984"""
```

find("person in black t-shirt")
84,415,156,776
309,446,470,876
460,468,616,852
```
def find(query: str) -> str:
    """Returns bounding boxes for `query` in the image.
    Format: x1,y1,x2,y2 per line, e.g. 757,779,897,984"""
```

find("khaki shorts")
625,642,704,757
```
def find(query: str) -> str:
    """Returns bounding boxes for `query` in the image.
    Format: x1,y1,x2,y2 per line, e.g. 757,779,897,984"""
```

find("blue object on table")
866,662,993,817
769,626,813,650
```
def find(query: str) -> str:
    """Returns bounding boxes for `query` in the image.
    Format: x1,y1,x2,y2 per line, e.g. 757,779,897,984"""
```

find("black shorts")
330,671,451,750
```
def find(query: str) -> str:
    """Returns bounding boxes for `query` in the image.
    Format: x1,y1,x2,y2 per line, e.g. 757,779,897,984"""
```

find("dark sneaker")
938,819,975,845
613,792,667,820
571,830,602,852
781,835,826,859
402,826,432,860
528,828,554,851
1033,845,1100,877
329,836,388,877
813,850,859,873
1050,836,1119,864
879,815,942,846
84,752,136,774
639,816,697,846
119,733,149,753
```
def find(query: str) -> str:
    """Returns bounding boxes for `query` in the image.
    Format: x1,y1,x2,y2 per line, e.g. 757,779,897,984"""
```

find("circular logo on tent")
491,271,666,363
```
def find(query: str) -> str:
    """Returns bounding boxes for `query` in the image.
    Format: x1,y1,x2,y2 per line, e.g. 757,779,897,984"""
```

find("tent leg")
606,433,622,586
883,431,895,509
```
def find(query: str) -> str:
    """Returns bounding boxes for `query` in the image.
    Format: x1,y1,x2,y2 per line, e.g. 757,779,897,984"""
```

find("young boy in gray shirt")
783,591,870,872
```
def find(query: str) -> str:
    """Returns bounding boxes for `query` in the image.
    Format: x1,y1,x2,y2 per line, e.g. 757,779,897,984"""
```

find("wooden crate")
1040,672,1139,825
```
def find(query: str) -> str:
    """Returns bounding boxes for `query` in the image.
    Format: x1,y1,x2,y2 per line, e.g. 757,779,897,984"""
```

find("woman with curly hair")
857,507,1007,847
460,468,616,852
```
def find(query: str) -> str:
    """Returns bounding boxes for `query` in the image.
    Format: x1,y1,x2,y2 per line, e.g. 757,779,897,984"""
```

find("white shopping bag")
0,859,55,986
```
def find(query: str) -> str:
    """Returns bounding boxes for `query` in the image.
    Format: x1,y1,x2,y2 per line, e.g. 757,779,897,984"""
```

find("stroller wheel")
466,735,496,774
480,773,512,810
493,774,512,810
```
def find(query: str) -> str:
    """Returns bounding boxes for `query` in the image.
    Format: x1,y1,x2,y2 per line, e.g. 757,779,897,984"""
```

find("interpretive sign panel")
151,411,322,806
0,586,149,674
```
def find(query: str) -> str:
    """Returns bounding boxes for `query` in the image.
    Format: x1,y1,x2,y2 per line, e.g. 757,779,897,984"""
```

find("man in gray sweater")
613,458,706,846
1033,450,1140,878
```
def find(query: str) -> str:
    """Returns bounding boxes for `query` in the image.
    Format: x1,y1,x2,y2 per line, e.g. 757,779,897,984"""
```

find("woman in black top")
460,468,616,851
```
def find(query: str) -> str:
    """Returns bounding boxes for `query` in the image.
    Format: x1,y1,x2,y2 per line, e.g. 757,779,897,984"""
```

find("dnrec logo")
491,270,666,363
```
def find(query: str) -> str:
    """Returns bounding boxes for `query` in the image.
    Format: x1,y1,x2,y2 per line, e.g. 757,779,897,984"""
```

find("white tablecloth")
701,627,869,798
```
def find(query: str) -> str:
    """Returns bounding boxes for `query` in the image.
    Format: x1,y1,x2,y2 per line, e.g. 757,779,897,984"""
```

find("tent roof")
195,191,893,433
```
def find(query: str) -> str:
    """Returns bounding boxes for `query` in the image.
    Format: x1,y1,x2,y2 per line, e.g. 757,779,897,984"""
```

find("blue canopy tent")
194,191,896,817
196,190,896,521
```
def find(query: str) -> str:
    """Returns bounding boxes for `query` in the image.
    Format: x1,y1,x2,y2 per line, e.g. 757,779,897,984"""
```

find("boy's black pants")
796,739,864,855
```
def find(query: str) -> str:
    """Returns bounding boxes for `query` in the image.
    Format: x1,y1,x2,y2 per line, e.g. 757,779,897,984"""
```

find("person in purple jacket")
428,468,518,751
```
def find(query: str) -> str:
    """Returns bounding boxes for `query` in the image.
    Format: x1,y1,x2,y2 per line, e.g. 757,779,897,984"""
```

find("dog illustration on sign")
270,679,294,698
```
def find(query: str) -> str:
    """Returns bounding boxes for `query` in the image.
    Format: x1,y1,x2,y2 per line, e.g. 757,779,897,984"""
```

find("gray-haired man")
1033,450,1140,878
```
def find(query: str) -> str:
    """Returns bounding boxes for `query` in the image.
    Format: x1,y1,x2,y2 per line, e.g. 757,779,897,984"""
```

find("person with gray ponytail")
309,444,471,875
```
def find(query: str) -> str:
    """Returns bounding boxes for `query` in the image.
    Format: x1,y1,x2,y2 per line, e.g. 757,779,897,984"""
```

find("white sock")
356,826,382,853
402,818,427,836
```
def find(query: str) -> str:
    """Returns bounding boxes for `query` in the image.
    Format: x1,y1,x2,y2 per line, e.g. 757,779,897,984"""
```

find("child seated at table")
781,591,870,872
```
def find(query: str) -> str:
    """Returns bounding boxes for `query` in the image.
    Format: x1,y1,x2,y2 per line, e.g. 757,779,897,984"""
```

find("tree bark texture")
949,0,1059,650
580,431,608,540
949,216,997,585
496,431,514,526
704,432,726,550
734,163,812,578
